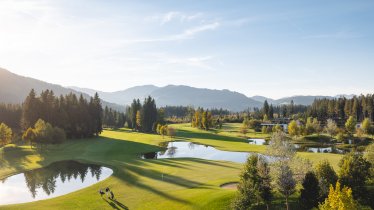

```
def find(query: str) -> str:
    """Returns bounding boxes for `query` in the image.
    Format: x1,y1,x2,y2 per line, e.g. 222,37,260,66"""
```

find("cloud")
119,22,220,44
148,11,203,25
303,31,363,39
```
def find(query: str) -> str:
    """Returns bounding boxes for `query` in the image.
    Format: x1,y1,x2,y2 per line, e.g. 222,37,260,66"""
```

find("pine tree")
299,171,320,209
339,152,371,199
315,160,338,199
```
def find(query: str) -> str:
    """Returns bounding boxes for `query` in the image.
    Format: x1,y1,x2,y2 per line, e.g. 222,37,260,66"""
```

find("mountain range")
0,68,124,111
0,67,355,111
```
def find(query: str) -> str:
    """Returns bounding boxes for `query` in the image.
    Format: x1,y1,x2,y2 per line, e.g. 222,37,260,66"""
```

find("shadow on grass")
102,198,129,210
1,134,240,206
1,145,37,174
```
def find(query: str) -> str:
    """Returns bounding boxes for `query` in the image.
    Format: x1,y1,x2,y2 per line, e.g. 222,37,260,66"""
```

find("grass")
0,123,344,209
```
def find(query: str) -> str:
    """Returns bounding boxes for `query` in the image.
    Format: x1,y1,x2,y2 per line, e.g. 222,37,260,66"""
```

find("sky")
0,0,374,99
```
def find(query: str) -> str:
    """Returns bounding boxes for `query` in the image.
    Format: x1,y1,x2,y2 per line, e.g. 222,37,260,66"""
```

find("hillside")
0,68,124,111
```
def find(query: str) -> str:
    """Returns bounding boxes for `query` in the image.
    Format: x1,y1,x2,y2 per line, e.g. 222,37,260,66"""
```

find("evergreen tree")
22,89,40,129
315,160,338,199
263,100,269,118
339,152,371,199
345,116,357,136
299,171,320,209
232,155,261,210
257,157,273,210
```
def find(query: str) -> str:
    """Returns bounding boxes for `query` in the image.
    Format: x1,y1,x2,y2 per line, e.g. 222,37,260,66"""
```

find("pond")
142,142,271,163
294,145,344,154
0,160,113,205
248,138,266,145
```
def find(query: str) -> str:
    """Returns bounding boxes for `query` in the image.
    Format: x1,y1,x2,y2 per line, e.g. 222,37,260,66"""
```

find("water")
142,142,270,163
248,139,266,145
294,145,344,154
0,160,113,205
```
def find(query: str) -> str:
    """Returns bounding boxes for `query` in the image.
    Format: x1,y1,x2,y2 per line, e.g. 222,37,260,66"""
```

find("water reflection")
142,142,271,163
294,144,344,154
0,160,112,205
248,139,266,145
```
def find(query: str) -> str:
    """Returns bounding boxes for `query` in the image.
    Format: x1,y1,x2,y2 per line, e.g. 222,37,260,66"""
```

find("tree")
272,124,283,133
257,157,273,210
90,92,103,136
288,120,299,137
33,119,53,149
0,123,12,147
364,144,374,182
345,116,357,136
167,126,175,139
266,131,295,159
361,118,372,136
232,155,261,210
319,182,359,210
136,110,142,131
141,96,158,133
275,164,296,210
240,125,248,137
263,100,269,118
305,117,316,135
315,160,338,199
338,152,371,199
51,127,66,144
299,171,320,209
21,89,40,129
325,119,338,138
22,127,36,148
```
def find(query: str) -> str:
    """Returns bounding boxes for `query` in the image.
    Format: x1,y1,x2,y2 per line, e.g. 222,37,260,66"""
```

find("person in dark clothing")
99,189,105,197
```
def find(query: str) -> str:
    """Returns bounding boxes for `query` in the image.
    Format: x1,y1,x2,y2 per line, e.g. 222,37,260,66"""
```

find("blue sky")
0,0,373,99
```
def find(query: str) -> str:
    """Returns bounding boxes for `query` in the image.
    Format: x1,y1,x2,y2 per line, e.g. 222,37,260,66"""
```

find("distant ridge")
0,68,124,111
1,68,357,112
71,84,263,111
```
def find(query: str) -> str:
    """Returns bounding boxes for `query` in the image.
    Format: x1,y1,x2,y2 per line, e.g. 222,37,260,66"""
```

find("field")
0,123,343,210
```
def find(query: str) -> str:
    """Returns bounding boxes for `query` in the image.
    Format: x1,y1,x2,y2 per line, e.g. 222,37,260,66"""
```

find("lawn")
0,123,343,209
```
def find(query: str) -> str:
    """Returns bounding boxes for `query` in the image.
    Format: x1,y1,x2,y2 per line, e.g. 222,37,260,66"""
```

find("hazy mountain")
250,96,275,104
70,85,159,105
72,85,263,111
272,95,334,106
1,67,357,112
0,68,124,111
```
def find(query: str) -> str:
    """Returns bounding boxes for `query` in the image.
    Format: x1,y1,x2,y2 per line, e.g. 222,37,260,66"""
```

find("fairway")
0,123,342,209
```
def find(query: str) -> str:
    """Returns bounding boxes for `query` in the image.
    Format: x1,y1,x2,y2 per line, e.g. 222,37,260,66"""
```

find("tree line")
22,89,103,138
307,94,374,123
102,106,126,128
125,96,163,133
232,131,373,210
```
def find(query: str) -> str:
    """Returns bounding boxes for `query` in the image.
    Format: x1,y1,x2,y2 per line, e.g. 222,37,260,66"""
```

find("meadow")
0,123,343,210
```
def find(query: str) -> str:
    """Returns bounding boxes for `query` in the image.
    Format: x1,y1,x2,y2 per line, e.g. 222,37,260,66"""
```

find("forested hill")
0,68,123,111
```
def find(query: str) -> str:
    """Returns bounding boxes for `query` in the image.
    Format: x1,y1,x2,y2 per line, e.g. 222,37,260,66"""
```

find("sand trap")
220,182,238,189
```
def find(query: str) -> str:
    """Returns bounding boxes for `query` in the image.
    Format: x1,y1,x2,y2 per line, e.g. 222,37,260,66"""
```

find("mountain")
0,68,124,111
273,95,334,106
72,85,263,111
1,67,355,112
70,85,159,105
250,96,275,104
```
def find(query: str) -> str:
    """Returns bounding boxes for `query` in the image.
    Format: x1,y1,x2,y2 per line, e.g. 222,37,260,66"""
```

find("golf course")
0,123,343,210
